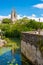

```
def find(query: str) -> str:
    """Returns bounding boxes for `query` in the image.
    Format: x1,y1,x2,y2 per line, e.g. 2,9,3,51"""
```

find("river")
0,47,33,65
0,47,21,65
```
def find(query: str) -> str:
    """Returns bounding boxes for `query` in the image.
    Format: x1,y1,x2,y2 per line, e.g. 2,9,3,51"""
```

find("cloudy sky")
0,0,43,21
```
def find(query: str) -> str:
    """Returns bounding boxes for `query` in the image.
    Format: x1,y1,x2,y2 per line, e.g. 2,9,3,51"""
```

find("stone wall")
21,32,43,65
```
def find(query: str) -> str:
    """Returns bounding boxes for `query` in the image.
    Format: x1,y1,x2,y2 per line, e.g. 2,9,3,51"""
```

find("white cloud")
17,14,27,19
27,15,39,22
17,14,39,22
0,14,43,22
39,17,43,22
17,15,23,19
33,3,43,9
31,14,36,17
0,15,11,23
0,14,11,20
17,14,43,22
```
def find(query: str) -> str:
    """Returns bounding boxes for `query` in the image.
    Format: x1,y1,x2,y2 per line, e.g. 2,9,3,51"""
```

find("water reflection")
0,47,21,65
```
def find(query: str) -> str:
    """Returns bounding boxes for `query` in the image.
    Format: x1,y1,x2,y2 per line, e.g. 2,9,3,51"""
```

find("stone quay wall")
21,32,43,65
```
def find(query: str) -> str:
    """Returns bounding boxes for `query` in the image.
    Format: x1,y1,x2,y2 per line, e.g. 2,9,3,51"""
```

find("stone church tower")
11,9,17,23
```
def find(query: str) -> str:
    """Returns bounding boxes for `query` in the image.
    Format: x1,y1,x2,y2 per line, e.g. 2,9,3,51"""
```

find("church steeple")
11,8,17,23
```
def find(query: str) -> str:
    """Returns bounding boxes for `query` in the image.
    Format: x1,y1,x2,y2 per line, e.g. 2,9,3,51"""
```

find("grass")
0,47,11,55
4,37,21,50
0,37,21,55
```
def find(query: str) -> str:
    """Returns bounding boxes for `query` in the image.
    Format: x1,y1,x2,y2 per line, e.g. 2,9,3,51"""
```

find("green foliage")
2,18,12,24
1,24,21,38
0,17,43,38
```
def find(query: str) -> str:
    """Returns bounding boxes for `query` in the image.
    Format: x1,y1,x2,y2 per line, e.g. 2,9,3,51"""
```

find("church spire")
11,8,17,23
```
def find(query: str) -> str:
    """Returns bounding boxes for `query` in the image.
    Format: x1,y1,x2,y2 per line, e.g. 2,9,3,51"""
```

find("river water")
0,47,21,65
0,47,33,65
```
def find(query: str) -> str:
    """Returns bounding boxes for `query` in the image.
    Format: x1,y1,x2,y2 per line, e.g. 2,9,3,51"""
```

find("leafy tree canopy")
2,18,12,24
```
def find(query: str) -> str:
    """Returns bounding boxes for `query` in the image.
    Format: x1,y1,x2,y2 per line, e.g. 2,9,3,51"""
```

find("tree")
2,18,12,24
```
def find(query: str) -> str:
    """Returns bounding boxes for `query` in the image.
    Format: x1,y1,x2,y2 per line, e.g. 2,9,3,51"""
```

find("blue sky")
0,0,43,17
0,0,43,21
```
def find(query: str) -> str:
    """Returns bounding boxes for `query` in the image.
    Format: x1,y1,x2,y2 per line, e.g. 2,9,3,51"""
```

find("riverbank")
4,38,20,48
0,37,21,55
0,38,21,65
0,37,35,65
